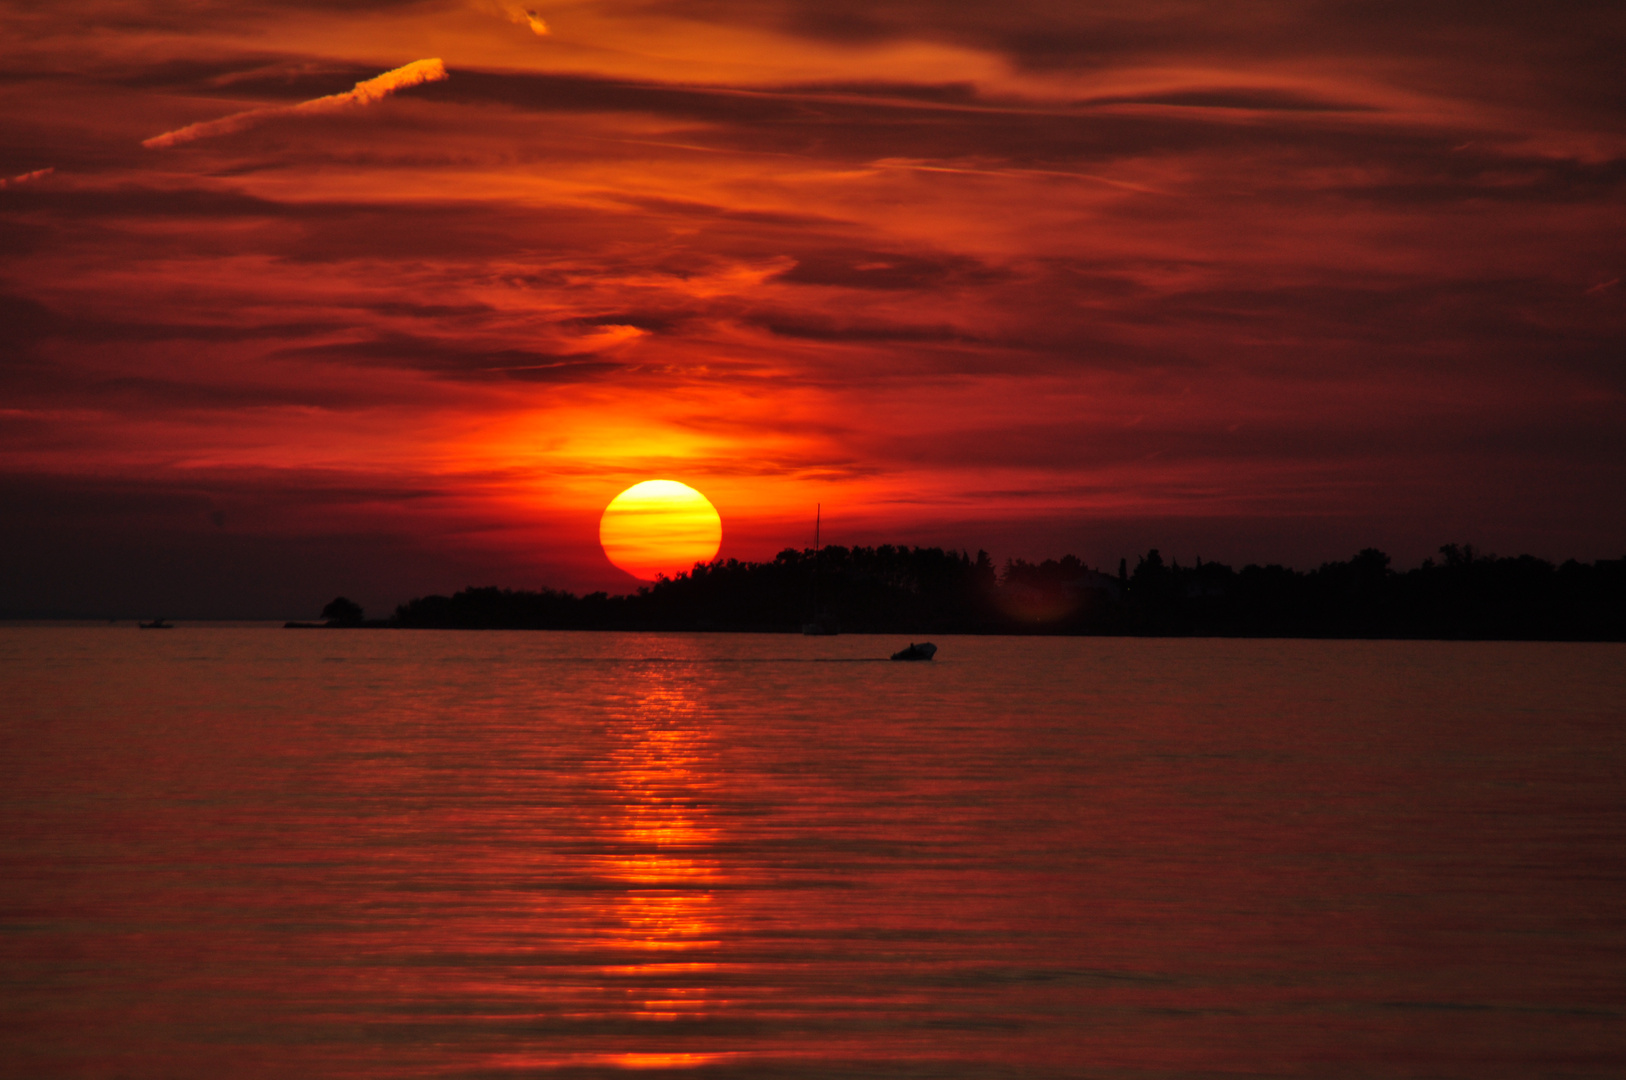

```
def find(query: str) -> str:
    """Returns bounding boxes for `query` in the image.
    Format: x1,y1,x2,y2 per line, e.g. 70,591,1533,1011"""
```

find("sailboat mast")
801,503,837,635
812,503,821,616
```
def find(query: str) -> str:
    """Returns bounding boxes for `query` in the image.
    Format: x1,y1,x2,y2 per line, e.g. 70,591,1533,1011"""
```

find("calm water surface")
2,629,1624,1078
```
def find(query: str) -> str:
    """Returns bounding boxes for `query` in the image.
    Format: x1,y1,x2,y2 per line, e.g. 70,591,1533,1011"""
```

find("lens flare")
599,480,722,581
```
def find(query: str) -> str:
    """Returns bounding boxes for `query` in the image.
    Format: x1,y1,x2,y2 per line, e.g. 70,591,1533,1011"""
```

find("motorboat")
890,642,936,661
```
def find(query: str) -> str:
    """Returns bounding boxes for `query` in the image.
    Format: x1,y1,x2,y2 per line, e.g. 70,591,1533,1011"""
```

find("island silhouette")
297,543,1625,640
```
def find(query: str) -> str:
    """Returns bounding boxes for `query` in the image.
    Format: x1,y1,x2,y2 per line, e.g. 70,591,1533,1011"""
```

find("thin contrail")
143,58,448,149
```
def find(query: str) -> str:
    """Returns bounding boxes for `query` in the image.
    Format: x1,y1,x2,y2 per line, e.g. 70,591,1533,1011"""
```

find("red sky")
2,0,1623,617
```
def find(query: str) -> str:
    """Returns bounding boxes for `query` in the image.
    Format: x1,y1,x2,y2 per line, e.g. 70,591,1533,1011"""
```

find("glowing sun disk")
599,480,722,581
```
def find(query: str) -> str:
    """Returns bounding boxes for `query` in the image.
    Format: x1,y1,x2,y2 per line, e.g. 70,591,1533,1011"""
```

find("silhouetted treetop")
384,544,1625,640
322,596,364,625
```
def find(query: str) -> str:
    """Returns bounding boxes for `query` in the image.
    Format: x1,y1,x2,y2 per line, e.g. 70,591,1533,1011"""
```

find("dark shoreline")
285,623,1626,642
291,543,1626,642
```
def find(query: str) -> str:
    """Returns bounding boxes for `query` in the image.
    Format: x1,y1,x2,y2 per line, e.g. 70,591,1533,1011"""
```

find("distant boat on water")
139,618,173,629
890,642,937,661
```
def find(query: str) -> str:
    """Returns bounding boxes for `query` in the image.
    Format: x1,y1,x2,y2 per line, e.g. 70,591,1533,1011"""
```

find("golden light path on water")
495,660,735,1072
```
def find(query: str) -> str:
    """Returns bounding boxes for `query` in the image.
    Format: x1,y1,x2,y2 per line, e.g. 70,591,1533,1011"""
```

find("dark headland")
300,544,1626,641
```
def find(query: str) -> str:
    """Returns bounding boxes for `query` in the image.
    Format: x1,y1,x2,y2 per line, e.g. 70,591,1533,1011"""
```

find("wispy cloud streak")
143,59,448,149
0,167,53,188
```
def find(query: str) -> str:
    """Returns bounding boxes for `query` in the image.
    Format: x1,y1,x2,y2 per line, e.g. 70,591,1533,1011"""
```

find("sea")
2,627,1624,1078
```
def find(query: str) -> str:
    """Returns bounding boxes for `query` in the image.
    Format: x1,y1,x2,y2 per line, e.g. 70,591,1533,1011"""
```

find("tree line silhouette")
373,542,1626,640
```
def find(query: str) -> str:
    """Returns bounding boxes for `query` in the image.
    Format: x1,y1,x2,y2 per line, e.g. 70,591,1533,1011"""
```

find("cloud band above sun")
142,58,448,149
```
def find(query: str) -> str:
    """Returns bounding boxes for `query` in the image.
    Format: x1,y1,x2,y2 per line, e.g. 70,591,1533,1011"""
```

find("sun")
599,480,722,581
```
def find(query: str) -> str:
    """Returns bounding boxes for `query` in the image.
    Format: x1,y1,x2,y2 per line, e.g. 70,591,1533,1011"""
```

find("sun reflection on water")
595,660,728,1034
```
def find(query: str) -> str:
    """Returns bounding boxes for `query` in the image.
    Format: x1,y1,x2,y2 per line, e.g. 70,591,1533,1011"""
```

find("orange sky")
1,0,1623,616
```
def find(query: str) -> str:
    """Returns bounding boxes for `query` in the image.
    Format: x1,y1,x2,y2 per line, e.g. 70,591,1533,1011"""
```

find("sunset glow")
0,0,1621,616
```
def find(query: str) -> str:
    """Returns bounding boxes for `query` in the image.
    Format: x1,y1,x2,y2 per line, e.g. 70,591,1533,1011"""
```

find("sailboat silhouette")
801,504,838,635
